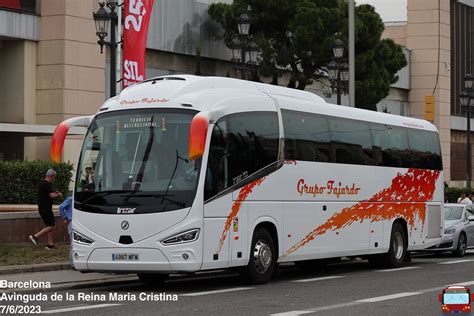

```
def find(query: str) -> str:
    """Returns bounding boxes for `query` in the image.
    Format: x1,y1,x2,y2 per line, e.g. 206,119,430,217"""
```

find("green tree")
208,0,406,110
349,4,407,110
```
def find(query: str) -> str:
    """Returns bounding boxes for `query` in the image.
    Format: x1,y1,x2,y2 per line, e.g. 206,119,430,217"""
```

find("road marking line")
271,302,363,315
356,292,420,303
275,279,474,314
376,266,420,272
42,304,121,314
438,259,474,265
181,287,254,297
291,275,345,283
270,311,315,316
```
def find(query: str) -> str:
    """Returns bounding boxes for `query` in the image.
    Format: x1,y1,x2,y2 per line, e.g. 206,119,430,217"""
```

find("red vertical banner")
122,0,154,88
0,0,21,10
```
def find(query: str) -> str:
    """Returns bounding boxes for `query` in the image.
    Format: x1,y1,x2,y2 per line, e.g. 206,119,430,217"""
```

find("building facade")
383,0,474,186
0,0,473,186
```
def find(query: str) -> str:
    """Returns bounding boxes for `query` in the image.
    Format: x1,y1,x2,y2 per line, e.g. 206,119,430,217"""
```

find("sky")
357,0,408,22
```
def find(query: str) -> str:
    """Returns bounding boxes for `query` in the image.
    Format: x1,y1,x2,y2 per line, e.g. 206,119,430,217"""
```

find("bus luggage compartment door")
427,204,442,238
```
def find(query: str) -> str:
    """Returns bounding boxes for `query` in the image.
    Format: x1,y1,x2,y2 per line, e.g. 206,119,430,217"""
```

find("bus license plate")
112,253,139,261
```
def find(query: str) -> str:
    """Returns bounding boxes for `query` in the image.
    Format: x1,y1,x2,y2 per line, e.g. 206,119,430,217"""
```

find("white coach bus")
51,75,444,284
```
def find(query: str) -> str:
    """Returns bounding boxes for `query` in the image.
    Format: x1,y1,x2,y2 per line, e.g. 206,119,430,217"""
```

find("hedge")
444,187,468,203
0,160,73,204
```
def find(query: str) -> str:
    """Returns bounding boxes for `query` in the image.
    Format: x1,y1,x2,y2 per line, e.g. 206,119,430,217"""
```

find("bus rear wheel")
137,273,169,285
243,228,276,285
383,222,407,268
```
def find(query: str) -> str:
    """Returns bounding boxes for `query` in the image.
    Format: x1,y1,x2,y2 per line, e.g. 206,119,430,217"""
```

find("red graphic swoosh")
216,177,265,254
284,168,441,256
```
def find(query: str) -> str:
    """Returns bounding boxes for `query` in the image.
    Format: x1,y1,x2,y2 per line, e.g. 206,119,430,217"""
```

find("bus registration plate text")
112,254,139,261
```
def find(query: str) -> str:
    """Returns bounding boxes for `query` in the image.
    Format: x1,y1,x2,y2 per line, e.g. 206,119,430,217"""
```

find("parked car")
426,204,474,257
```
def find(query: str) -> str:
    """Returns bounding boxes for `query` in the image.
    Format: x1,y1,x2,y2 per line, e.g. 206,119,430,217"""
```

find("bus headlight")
161,229,200,245
73,231,94,245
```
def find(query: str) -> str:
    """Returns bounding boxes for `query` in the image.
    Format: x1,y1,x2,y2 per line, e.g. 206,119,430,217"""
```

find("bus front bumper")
73,246,201,273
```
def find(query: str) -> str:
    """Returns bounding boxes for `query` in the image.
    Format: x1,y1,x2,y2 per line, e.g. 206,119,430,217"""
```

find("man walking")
29,169,63,250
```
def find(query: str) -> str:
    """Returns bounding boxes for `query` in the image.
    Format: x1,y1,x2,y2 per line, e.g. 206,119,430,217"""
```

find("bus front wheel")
137,273,169,285
243,228,276,284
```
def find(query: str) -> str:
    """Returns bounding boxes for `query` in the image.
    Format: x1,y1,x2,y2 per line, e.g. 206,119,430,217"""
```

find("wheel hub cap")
254,240,272,274
393,232,404,260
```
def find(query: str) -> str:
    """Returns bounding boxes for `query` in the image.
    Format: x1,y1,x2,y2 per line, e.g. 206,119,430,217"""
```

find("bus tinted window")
407,128,442,170
205,112,279,200
282,110,331,162
280,109,442,170
329,117,374,165
371,124,411,168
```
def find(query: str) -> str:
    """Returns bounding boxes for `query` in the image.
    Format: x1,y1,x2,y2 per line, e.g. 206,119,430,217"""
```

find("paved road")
7,252,474,315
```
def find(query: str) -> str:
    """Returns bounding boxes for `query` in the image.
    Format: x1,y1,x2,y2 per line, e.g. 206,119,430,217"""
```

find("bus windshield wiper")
124,193,187,208
78,190,138,205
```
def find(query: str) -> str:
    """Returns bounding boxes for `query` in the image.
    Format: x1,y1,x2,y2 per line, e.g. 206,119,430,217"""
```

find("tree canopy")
208,0,407,110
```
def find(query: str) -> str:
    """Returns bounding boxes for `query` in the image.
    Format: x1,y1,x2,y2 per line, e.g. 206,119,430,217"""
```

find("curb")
2,276,141,294
0,262,71,275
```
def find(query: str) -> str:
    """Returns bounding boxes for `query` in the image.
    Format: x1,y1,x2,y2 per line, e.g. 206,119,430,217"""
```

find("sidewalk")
0,262,71,275
1,269,138,293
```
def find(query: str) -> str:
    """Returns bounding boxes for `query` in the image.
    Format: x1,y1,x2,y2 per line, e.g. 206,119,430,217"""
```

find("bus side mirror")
438,293,442,303
189,113,209,161
50,116,92,163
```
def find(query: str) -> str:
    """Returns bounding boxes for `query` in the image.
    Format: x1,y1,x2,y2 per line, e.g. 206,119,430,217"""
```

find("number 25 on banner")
122,0,154,88
125,0,147,32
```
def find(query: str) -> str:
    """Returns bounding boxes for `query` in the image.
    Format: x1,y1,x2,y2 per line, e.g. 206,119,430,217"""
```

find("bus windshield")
74,109,201,214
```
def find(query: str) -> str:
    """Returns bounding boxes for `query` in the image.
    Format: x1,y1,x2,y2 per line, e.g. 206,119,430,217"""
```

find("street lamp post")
230,8,259,80
93,1,119,97
461,73,474,190
327,38,349,105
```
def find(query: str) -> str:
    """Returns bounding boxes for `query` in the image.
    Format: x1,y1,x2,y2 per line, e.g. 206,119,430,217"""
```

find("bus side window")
282,109,331,163
226,112,279,185
329,117,374,166
204,112,279,201
407,129,442,170
371,124,410,168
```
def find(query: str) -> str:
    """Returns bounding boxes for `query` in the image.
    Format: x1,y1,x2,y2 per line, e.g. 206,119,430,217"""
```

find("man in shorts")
29,169,63,250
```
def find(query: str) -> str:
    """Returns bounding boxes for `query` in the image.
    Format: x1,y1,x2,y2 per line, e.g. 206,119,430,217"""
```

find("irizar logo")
117,207,136,214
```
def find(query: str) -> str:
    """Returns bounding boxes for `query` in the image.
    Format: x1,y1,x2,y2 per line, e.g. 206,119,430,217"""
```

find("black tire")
453,233,467,257
242,228,276,285
137,273,169,285
382,222,407,268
